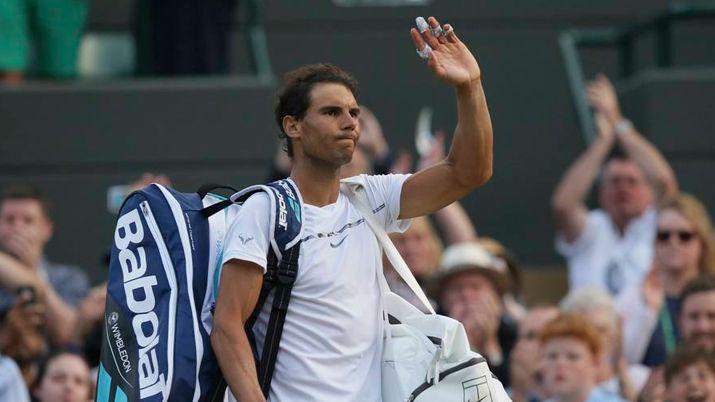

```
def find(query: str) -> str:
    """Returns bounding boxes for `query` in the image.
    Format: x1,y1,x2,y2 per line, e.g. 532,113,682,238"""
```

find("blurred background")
3,0,714,303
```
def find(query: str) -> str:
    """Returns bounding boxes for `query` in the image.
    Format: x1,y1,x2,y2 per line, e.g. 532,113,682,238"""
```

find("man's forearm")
0,252,41,291
42,283,79,346
552,135,612,210
617,125,678,200
434,202,477,245
211,324,266,402
447,79,493,189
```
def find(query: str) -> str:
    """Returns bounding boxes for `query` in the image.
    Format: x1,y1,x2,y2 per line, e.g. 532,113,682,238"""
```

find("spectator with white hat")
434,241,517,387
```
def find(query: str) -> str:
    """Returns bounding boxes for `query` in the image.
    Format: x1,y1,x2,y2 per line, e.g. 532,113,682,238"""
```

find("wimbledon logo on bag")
107,311,132,375
115,209,166,398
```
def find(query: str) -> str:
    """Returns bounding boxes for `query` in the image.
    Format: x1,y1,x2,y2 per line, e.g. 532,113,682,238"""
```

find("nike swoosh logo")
330,236,348,248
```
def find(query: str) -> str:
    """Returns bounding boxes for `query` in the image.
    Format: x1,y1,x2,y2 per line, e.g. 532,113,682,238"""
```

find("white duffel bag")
343,180,511,402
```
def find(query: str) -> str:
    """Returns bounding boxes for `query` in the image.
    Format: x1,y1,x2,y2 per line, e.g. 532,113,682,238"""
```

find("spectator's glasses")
656,230,696,243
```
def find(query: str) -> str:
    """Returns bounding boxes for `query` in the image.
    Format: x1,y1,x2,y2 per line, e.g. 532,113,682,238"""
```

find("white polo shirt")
222,174,411,401
556,207,656,296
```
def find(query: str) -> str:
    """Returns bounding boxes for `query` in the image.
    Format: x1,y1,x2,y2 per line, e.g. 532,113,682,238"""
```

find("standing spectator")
540,314,627,402
509,305,559,402
664,346,715,402
32,351,92,402
435,241,516,386
618,194,715,367
0,185,89,346
0,0,87,82
552,74,677,296
561,287,649,400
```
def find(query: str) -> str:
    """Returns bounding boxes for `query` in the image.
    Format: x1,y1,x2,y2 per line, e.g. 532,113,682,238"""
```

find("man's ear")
283,115,301,140
39,218,53,245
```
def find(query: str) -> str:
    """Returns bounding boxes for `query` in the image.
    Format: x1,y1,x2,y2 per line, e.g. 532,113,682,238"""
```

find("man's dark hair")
0,185,52,220
680,275,715,309
274,63,359,157
664,345,715,385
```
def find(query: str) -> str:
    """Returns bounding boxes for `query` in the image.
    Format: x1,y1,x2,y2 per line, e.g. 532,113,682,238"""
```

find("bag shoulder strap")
244,179,305,398
341,181,435,314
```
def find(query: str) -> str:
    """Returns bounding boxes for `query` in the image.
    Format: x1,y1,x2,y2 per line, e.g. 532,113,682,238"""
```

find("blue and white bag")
97,180,304,402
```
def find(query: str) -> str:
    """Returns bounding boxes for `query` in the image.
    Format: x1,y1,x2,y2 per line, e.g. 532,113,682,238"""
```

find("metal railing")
559,2,715,142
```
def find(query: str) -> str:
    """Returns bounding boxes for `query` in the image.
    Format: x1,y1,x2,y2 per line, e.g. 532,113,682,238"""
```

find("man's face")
599,159,653,223
0,198,52,255
440,270,501,317
541,337,598,400
291,82,360,168
667,362,715,402
680,290,715,352
34,354,90,402
655,208,702,274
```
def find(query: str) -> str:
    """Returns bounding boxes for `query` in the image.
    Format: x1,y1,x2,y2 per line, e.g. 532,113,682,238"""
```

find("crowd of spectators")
1,69,714,402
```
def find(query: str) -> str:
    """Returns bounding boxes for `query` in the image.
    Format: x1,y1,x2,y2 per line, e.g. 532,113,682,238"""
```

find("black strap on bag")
244,242,301,398
197,184,259,218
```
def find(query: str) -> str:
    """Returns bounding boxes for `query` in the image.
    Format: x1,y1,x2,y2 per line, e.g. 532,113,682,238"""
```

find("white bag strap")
342,183,436,314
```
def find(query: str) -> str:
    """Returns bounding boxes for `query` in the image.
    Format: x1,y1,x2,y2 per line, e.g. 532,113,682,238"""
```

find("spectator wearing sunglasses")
618,193,715,367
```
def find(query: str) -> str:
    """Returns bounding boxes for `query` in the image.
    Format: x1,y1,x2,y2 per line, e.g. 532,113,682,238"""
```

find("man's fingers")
416,16,440,49
410,28,426,50
443,24,458,43
427,16,447,44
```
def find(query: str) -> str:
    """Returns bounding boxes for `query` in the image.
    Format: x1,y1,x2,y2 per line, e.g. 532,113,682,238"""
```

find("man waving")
211,16,494,401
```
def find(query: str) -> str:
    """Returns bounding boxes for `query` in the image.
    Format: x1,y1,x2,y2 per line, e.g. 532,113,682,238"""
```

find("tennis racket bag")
97,180,304,402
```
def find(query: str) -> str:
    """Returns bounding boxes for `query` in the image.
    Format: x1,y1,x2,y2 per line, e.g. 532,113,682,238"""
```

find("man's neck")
290,158,342,207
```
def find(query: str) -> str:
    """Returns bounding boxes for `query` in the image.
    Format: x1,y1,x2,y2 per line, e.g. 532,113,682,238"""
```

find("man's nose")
340,113,357,131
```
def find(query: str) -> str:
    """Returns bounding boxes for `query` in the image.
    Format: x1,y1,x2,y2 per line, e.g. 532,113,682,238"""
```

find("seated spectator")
433,241,517,387
509,305,559,402
540,313,627,402
552,74,677,297
0,185,89,346
32,351,92,402
561,287,649,400
618,193,715,367
0,0,87,83
679,276,715,352
664,346,715,402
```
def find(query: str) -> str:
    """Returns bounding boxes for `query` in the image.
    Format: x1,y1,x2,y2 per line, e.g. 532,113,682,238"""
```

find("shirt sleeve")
359,173,412,234
555,210,603,257
221,192,272,273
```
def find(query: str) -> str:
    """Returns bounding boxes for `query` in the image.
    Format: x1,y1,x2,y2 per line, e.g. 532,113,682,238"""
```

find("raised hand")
410,16,481,87
586,74,622,125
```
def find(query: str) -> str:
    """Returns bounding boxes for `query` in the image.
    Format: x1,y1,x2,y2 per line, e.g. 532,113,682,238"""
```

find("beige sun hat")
431,241,509,297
